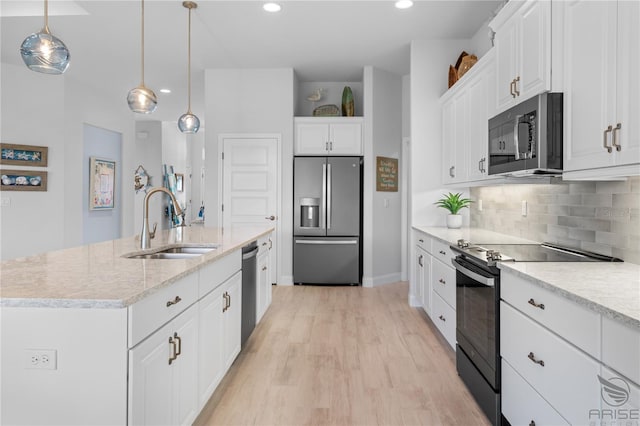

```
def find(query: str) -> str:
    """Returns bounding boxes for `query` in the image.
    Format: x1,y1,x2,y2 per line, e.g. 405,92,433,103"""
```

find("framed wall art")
376,156,398,192
0,143,48,167
89,157,115,210
0,169,48,191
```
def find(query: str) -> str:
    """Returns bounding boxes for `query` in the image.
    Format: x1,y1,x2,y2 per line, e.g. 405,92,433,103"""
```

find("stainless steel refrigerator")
293,156,362,284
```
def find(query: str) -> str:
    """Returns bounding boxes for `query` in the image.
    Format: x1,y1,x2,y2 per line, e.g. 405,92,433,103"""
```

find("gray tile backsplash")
470,177,640,264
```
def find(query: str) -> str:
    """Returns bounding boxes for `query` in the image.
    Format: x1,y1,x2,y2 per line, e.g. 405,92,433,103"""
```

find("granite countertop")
0,225,274,309
413,226,640,329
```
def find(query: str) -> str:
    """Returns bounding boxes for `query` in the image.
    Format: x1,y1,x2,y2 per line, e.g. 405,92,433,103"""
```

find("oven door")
454,256,499,389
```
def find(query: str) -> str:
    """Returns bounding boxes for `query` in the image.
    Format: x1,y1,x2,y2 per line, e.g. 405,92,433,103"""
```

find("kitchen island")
0,225,273,425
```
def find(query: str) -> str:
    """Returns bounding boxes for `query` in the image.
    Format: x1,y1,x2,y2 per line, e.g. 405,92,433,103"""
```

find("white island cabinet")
0,226,273,426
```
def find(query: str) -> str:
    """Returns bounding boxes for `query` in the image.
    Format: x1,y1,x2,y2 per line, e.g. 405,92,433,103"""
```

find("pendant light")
20,0,70,74
127,0,158,114
178,1,200,133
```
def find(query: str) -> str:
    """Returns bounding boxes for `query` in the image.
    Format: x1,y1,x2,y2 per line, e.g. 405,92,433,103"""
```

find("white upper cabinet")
563,0,640,178
441,91,468,184
491,0,551,113
294,117,363,155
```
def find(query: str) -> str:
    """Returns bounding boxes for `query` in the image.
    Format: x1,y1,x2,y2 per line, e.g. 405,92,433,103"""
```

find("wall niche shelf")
295,80,364,117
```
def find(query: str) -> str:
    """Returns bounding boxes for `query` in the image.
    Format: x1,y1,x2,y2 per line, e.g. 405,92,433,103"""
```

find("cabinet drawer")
602,317,640,385
414,232,431,252
129,273,199,348
502,359,569,426
432,292,456,350
501,302,600,425
432,258,456,309
199,251,241,297
501,270,600,356
431,239,454,264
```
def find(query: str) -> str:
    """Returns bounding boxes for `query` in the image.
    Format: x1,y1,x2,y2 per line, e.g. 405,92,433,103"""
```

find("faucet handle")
149,223,157,239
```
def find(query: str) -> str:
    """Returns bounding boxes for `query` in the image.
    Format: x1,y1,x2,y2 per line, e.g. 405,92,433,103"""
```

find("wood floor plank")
194,282,491,426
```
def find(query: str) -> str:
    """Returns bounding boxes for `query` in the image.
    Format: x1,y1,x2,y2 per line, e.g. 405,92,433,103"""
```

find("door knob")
265,215,276,221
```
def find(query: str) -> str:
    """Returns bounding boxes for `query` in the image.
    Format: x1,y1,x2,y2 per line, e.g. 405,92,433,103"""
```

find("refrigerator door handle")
295,240,358,245
321,163,327,229
327,163,332,230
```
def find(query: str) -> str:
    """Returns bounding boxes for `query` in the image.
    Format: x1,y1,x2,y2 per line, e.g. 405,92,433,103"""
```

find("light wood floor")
194,282,491,426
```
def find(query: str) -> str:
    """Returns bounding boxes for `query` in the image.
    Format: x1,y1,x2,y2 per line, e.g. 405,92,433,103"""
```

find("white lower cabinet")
129,303,200,426
501,301,600,425
223,273,242,370
431,291,456,349
256,234,273,323
501,359,569,426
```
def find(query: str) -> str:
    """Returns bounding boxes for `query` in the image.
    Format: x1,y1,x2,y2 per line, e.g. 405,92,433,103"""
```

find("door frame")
217,133,282,284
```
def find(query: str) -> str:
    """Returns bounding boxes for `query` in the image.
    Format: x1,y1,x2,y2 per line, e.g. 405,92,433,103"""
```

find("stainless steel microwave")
488,93,563,176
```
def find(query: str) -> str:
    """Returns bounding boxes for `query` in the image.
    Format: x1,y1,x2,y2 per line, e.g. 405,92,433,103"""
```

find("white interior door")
221,134,279,281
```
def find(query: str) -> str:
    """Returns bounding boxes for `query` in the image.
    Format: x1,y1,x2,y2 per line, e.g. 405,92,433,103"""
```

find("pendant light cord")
187,5,192,113
141,0,146,86
43,0,50,33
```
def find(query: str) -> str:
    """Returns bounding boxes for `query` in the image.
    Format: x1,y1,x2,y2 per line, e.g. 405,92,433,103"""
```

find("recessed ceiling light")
160,89,171,94
395,0,413,9
263,2,281,13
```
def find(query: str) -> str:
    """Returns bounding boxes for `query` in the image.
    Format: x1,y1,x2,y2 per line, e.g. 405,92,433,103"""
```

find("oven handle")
451,258,495,287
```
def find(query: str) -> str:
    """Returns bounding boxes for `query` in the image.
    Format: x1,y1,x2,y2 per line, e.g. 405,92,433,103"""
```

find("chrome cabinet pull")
612,123,622,151
514,76,520,96
268,238,272,250
166,296,182,307
418,255,423,267
262,242,268,247
168,335,178,365
527,298,545,310
329,141,333,151
227,292,231,309
438,278,446,285
449,166,455,177
418,239,424,243
478,158,483,172
174,332,182,357
262,266,268,271
325,142,329,151
528,352,545,367
439,250,446,255
510,79,516,98
222,292,228,313
439,315,446,322
604,125,613,153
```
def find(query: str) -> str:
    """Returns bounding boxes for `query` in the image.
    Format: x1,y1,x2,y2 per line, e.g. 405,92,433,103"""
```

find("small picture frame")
0,169,48,191
175,173,184,192
89,157,116,210
0,143,48,167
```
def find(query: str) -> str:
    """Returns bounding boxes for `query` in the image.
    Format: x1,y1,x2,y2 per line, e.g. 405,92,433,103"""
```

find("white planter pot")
447,214,462,229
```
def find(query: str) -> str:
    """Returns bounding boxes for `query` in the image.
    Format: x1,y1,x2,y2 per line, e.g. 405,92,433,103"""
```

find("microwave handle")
513,115,522,160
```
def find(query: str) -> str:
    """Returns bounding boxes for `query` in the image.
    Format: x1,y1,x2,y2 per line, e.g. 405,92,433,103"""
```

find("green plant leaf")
434,192,473,214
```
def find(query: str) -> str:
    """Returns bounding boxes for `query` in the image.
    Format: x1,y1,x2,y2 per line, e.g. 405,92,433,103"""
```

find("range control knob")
457,239,469,248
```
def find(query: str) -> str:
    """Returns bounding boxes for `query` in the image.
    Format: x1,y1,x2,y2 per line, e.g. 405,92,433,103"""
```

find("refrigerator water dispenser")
300,197,320,228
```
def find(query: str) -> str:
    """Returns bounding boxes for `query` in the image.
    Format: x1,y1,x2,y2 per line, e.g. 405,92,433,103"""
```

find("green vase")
341,86,354,117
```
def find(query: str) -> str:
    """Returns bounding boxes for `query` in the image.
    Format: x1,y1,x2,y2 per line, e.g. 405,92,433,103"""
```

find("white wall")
410,40,471,227
1,63,135,260
362,67,403,287
204,68,294,284
133,121,163,235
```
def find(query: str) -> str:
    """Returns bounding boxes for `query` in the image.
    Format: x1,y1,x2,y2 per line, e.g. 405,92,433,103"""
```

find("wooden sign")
376,156,398,192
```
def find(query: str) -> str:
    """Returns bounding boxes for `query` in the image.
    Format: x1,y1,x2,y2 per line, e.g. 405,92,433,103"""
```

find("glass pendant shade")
178,112,200,133
179,1,200,134
127,84,158,114
20,0,70,75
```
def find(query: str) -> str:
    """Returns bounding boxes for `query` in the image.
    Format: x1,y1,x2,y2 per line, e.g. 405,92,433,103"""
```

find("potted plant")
434,192,472,229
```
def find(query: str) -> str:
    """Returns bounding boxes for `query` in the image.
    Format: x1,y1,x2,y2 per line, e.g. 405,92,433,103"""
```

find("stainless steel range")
450,239,621,426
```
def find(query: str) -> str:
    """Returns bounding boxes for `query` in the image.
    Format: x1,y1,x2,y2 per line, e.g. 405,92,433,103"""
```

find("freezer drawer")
293,237,360,284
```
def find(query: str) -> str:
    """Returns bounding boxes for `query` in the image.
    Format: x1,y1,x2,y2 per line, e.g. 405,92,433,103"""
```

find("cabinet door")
518,0,550,100
615,0,640,167
198,286,225,407
442,93,467,184
330,122,362,155
129,305,198,426
223,272,242,370
256,248,269,323
441,98,456,184
420,250,431,315
563,0,617,172
171,308,199,426
495,16,519,112
412,247,425,310
466,73,489,181
295,122,329,155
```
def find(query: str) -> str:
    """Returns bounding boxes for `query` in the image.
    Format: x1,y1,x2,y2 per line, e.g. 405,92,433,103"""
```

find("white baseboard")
362,272,402,288
409,294,422,308
277,275,294,286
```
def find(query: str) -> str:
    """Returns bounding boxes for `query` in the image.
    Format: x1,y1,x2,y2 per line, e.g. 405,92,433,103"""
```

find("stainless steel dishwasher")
241,241,258,348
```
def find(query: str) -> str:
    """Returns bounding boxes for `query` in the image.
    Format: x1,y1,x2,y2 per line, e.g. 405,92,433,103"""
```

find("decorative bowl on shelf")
312,104,340,117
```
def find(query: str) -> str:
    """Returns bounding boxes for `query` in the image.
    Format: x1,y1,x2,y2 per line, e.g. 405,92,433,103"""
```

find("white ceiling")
1,0,503,123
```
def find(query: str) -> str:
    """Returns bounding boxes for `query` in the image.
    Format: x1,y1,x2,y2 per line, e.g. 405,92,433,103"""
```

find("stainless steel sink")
124,244,219,260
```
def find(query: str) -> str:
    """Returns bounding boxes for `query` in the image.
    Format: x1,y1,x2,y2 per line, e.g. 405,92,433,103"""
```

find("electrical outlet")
521,200,528,217
24,349,57,370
